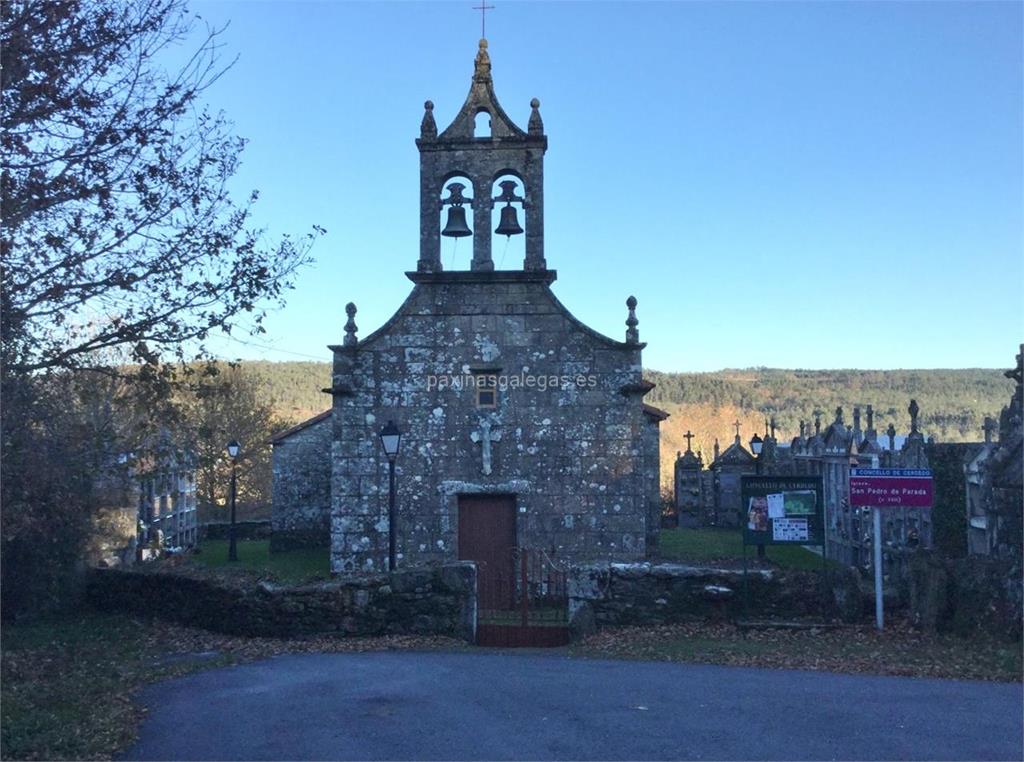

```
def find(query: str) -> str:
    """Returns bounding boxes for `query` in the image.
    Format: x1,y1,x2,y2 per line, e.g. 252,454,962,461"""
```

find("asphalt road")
126,651,1023,761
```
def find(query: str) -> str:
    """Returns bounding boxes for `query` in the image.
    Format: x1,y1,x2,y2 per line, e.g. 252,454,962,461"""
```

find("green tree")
177,364,281,520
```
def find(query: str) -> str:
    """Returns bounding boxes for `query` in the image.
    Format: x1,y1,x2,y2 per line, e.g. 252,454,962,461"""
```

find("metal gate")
476,547,569,647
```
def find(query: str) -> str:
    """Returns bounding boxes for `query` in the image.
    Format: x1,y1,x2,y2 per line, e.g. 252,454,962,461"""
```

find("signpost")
849,467,934,630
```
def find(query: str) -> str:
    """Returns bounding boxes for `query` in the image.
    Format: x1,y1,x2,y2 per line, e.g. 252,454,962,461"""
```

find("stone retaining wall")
567,562,864,636
86,563,476,641
200,520,272,542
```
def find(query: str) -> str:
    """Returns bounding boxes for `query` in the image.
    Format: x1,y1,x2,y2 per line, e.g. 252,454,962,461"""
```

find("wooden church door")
457,494,516,610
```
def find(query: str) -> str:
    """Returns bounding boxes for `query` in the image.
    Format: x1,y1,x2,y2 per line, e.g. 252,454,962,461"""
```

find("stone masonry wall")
567,562,865,636
330,272,654,573
271,415,331,550
201,520,272,542
86,562,476,640
642,415,662,551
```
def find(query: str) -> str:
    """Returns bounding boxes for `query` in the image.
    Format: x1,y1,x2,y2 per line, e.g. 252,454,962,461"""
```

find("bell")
494,203,523,237
441,205,472,238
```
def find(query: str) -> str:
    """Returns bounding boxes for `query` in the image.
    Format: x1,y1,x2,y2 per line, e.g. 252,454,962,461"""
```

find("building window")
476,384,497,408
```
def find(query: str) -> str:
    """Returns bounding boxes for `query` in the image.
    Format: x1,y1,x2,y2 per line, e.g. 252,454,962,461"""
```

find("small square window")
477,387,497,408
471,369,500,409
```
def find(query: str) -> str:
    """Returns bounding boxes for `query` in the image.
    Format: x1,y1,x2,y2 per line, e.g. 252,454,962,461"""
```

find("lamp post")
379,421,402,572
749,433,765,559
226,439,240,562
749,433,764,473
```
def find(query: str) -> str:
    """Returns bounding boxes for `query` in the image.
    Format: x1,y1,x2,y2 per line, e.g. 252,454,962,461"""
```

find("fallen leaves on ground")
571,617,1023,683
1,612,465,761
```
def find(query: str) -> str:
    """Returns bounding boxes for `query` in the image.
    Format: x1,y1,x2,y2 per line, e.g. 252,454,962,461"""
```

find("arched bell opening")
474,109,492,138
439,175,474,270
491,174,525,270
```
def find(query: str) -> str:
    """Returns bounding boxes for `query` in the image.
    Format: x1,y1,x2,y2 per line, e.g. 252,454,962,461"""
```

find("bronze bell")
494,203,523,237
441,205,472,238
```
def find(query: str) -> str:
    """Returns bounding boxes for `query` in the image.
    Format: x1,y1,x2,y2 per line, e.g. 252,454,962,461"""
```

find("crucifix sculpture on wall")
471,418,502,475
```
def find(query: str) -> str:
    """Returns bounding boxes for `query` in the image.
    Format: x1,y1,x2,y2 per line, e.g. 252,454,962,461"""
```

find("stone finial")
625,296,639,343
473,38,492,83
908,399,920,433
834,406,844,425
343,302,358,347
764,418,770,438
983,416,997,444
676,450,682,459
770,417,777,439
814,414,821,436
528,97,543,135
713,439,720,461
866,404,874,431
886,423,897,451
420,100,437,139
799,420,806,439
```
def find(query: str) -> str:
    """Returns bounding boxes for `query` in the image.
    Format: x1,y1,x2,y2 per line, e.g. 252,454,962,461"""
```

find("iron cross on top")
473,2,495,38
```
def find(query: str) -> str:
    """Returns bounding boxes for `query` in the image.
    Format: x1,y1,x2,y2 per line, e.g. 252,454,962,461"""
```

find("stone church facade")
272,40,664,573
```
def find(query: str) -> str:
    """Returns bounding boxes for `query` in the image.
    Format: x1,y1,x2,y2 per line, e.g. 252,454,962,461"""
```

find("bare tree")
1,0,321,373
0,0,321,618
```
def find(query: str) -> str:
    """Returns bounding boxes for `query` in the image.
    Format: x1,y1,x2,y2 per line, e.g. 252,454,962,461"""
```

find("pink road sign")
849,468,934,508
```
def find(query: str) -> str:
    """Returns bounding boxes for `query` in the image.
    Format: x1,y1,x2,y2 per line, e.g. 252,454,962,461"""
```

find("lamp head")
226,439,241,459
379,420,402,459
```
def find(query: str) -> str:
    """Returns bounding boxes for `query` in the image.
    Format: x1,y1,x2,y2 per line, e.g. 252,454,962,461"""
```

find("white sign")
766,493,786,519
772,517,809,542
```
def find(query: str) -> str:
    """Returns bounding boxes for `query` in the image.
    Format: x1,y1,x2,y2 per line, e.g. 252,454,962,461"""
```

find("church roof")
338,270,645,353
269,410,331,445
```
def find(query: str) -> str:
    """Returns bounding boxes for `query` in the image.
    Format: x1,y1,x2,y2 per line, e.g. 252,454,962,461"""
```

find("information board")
741,476,825,547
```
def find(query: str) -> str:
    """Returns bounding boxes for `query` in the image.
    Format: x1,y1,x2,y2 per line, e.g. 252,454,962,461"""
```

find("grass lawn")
191,540,329,583
659,527,834,571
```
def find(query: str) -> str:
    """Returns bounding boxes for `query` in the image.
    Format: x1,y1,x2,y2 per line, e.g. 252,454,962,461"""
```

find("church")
270,39,665,575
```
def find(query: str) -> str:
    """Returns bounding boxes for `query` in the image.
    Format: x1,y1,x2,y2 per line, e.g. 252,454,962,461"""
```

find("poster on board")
741,476,824,546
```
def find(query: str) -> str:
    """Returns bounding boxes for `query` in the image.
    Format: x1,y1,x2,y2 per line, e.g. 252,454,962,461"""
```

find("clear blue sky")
187,0,1022,372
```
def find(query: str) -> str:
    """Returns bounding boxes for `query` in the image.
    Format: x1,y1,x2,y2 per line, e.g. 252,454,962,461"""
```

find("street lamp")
226,439,240,562
379,421,402,572
749,433,764,470
749,433,765,559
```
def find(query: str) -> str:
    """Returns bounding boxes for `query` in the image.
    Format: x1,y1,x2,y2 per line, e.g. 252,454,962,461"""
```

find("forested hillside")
240,361,1013,490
